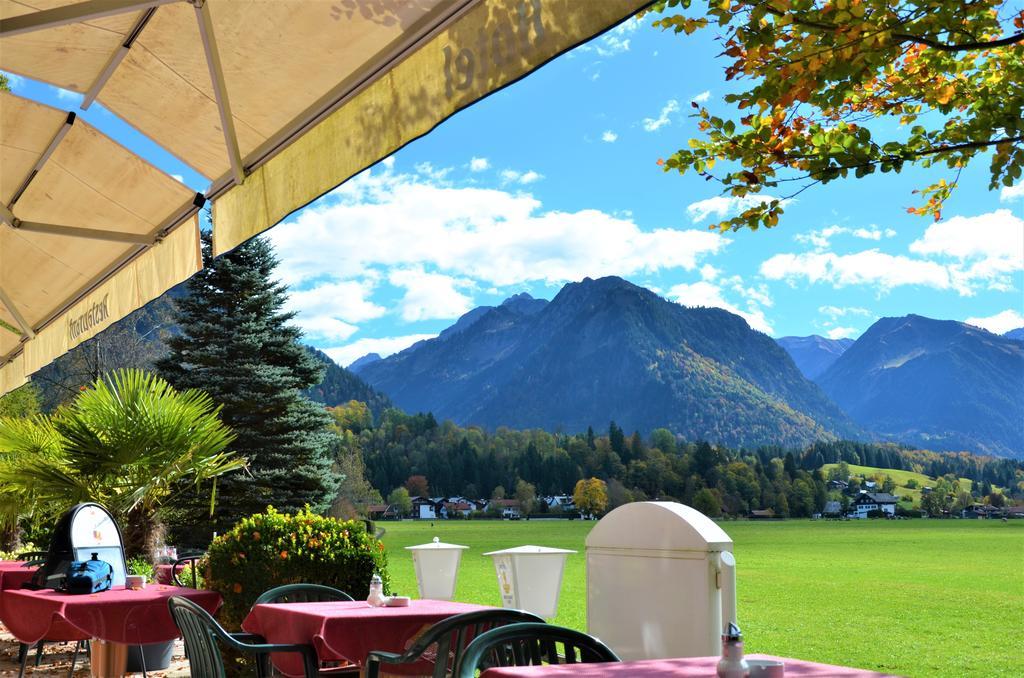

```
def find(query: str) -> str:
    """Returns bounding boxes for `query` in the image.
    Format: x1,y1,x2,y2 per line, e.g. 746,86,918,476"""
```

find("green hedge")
206,506,389,629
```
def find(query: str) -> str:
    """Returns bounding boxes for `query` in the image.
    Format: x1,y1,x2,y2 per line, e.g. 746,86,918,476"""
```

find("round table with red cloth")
0,560,37,592
478,655,900,677
2,583,221,645
0,561,92,644
242,599,491,678
154,563,185,585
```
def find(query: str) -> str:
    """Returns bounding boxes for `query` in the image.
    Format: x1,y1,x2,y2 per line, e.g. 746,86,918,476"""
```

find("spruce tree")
158,231,337,535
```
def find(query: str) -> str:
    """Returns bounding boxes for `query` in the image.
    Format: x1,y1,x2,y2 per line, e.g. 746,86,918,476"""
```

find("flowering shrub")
205,506,389,629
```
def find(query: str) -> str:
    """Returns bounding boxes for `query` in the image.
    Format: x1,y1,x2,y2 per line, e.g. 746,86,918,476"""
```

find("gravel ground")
0,624,190,677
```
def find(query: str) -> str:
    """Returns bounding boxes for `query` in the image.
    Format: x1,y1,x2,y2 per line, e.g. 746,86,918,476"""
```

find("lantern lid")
483,545,577,556
406,536,469,551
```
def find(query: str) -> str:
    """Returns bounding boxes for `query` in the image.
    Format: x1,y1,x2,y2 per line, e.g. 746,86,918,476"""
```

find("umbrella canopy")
0,0,648,395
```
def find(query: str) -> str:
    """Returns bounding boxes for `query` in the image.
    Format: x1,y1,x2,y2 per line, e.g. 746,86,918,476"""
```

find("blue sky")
7,15,1023,367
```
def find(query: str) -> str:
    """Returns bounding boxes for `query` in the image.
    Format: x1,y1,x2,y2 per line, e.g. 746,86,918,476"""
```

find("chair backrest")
16,551,47,561
167,596,228,678
172,555,205,588
403,609,545,678
455,623,619,677
253,583,354,605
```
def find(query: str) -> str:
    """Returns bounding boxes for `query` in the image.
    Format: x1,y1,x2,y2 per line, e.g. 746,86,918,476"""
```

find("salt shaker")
367,573,385,607
717,622,750,678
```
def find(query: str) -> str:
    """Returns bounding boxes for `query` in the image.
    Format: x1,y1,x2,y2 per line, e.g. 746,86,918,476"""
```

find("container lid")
483,545,577,556
406,536,469,551
585,501,733,551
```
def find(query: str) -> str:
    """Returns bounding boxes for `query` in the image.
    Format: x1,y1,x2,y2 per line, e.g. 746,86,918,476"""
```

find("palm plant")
0,369,242,557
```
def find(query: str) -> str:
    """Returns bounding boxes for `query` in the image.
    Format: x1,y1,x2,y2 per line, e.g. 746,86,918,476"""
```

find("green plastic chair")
252,584,355,676
168,596,319,678
366,609,545,678
171,554,205,588
454,622,620,677
253,583,354,605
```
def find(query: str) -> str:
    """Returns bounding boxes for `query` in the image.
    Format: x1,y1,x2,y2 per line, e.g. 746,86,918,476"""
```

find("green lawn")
821,463,977,504
379,518,1024,677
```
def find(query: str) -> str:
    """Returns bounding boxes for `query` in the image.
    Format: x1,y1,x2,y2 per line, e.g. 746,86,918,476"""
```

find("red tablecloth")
0,563,92,643
2,584,221,645
0,561,36,591
479,655,899,677
154,563,185,585
242,599,491,677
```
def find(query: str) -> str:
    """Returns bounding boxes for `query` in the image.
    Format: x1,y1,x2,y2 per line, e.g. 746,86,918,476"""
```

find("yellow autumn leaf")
936,85,955,105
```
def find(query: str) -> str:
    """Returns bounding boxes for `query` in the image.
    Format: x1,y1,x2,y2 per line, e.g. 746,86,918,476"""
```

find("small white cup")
126,574,147,590
748,659,785,677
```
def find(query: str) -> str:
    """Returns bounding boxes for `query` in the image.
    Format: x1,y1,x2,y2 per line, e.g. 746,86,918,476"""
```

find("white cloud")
500,169,543,185
964,309,1024,335
269,165,727,290
282,279,386,341
819,305,871,319
909,210,1024,292
389,268,474,322
601,130,618,143
414,162,451,182
295,316,358,342
470,157,490,172
761,250,956,293
774,211,1023,297
643,99,679,132
794,225,895,249
826,327,859,340
852,227,883,240
171,174,184,183
1000,182,1024,202
910,210,1023,261
692,90,711,103
700,264,720,281
585,16,639,57
381,156,395,169
668,280,774,334
687,195,778,224
324,334,437,368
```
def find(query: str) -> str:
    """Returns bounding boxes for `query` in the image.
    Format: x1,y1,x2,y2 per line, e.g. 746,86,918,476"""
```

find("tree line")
327,402,1024,519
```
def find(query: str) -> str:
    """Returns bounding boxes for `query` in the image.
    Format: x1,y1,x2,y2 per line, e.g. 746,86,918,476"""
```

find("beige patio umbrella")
0,0,648,395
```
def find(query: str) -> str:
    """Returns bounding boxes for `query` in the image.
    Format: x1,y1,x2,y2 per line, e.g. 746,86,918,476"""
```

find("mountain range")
776,335,855,380
302,346,392,419
356,276,858,449
816,315,1024,457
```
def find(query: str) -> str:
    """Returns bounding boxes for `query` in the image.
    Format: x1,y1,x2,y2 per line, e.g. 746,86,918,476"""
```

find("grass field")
821,463,976,504
380,518,1023,677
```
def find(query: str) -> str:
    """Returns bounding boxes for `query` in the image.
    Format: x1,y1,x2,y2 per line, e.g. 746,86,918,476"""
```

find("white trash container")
586,501,736,660
484,545,575,619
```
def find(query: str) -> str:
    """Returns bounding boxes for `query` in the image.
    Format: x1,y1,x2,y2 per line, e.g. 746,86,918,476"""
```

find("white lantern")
484,545,576,619
405,537,469,601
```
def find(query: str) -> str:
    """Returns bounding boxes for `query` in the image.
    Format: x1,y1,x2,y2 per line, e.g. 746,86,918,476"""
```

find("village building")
848,491,899,518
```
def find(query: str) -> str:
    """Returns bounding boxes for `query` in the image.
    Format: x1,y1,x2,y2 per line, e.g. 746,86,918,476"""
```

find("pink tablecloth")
2,584,221,645
480,655,900,677
242,599,491,677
